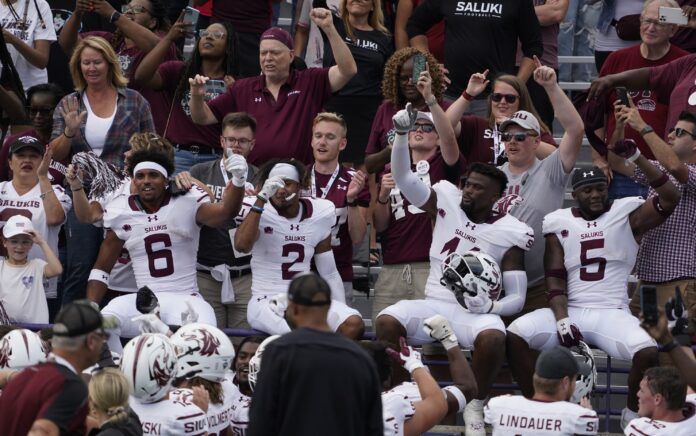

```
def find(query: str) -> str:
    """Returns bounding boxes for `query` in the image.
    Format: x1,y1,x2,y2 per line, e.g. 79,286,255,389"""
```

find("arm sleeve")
390,132,431,208
314,250,346,303
406,0,443,38
492,270,527,316
517,0,543,59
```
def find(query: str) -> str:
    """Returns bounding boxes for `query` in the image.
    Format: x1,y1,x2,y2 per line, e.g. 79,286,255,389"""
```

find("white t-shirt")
83,93,116,157
296,0,341,68
594,0,644,52
0,181,71,297
0,0,56,91
0,258,48,323
624,394,696,435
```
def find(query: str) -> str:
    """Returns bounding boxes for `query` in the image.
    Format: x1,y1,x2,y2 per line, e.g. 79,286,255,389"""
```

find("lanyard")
492,124,505,166
310,164,340,199
219,159,229,185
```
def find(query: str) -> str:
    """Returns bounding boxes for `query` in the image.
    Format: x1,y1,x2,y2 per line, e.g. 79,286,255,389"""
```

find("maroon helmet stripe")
132,335,149,390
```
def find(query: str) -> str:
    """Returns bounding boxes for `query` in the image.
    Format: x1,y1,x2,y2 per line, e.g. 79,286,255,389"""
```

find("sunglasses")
491,93,519,104
500,132,536,142
669,127,696,139
122,5,151,14
410,123,436,133
198,29,226,40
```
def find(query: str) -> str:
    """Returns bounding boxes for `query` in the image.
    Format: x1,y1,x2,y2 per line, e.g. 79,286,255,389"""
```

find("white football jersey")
0,181,71,297
103,186,210,294
624,394,696,435
425,181,534,302
244,197,335,297
382,382,419,436
484,394,599,435
543,197,643,309
129,389,208,435
170,378,239,436
229,384,252,435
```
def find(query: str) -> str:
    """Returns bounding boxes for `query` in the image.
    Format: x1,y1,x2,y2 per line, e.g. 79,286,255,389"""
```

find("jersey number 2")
580,239,606,281
144,234,174,277
281,243,305,280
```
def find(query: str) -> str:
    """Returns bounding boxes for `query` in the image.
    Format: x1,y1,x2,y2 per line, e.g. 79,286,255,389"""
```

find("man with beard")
234,159,364,339
506,164,680,428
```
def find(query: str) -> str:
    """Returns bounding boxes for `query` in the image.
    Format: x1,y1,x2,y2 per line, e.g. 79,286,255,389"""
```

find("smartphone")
616,87,629,106
182,6,200,27
411,53,426,84
659,6,688,25
640,285,659,326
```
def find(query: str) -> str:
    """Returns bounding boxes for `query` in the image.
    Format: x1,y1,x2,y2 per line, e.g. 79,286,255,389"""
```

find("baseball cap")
2,215,34,238
9,135,45,155
287,272,331,306
261,27,293,50
53,301,118,337
535,346,591,379
416,111,434,123
499,110,541,136
571,166,608,191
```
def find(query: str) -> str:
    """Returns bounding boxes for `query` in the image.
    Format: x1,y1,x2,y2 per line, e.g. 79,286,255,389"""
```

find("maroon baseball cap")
261,27,293,50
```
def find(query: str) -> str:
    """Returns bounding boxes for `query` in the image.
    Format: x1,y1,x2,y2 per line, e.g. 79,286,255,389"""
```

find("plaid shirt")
51,87,154,169
633,162,696,282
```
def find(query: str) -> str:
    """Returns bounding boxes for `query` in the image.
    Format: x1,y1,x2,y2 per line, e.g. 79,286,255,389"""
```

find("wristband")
658,339,679,352
346,199,358,207
639,125,654,137
256,194,268,203
109,11,122,24
63,129,75,139
89,269,110,284
377,197,390,205
649,173,669,189
462,91,475,101
442,386,467,412
250,205,264,214
627,149,641,163
425,96,437,107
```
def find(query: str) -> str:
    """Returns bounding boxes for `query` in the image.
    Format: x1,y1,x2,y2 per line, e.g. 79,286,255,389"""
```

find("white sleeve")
491,270,527,316
572,408,598,435
314,250,345,303
390,132,432,208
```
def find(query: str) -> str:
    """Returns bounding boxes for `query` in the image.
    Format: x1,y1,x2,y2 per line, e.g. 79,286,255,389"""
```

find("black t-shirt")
248,328,383,436
322,15,394,97
406,0,543,97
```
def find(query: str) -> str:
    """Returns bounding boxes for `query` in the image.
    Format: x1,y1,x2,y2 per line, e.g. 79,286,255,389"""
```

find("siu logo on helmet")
150,352,173,387
0,340,11,368
183,329,220,357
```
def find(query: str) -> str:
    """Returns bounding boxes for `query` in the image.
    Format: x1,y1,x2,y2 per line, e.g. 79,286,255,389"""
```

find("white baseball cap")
499,110,541,135
416,111,434,123
3,215,34,238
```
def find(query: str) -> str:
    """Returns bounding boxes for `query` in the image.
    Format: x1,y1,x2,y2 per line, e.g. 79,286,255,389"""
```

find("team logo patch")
438,208,446,218
182,329,221,357
0,339,11,368
151,352,173,387
561,229,569,238
264,227,273,234
123,224,132,232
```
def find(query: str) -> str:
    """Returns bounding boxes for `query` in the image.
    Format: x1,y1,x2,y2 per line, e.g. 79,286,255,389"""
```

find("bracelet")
256,194,267,203
39,190,53,200
639,125,654,137
377,197,390,205
71,186,84,192
250,205,264,214
425,96,438,107
109,11,122,24
346,199,358,207
63,129,75,139
649,173,669,189
461,90,475,101
658,339,679,352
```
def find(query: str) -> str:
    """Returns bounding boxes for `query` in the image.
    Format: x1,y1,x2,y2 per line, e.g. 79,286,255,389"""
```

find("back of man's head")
286,273,332,329
644,367,686,412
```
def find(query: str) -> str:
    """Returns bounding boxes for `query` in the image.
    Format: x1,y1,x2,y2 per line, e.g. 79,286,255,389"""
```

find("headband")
133,161,168,179
268,163,300,183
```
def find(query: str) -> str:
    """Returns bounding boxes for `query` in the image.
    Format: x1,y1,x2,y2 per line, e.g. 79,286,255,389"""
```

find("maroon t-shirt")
0,362,88,435
672,0,696,53
649,54,696,135
83,31,179,135
212,0,272,34
1,130,68,185
314,166,370,281
601,44,688,156
378,151,465,264
158,60,223,148
208,68,333,165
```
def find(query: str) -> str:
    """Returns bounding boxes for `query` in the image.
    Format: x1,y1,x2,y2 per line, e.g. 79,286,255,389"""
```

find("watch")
639,125,654,136
346,199,358,207
109,11,122,24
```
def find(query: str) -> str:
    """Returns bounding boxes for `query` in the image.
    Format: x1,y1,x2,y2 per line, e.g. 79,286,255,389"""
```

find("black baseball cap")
53,301,117,337
9,135,45,155
535,346,591,379
571,166,608,191
288,272,331,306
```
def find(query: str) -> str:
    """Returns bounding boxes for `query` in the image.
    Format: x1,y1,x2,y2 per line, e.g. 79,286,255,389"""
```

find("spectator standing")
558,0,602,85
86,367,142,436
0,0,56,92
294,0,341,68
406,0,542,116
134,20,239,173
394,0,444,62
322,0,393,167
189,13,357,166
0,302,110,435
594,0,644,71
595,0,688,200
247,273,383,436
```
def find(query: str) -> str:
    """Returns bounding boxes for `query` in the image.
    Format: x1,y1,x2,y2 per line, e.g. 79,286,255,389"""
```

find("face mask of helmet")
440,252,502,308
570,341,597,403
247,335,280,392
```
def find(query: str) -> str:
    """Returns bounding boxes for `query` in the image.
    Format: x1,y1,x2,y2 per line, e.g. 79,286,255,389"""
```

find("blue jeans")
173,149,220,175
62,208,104,306
609,173,648,200
558,0,602,83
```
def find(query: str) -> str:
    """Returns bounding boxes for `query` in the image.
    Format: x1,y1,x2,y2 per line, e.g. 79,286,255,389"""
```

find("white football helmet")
440,251,503,308
248,335,280,392
169,323,235,382
120,333,178,403
0,329,48,369
570,341,597,403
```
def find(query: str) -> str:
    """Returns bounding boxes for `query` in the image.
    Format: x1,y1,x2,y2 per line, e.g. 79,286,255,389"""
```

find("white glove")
269,293,288,318
132,314,170,335
556,317,583,347
181,301,199,326
224,151,248,187
423,315,459,350
464,293,493,314
392,102,417,134
387,337,425,374
258,175,285,202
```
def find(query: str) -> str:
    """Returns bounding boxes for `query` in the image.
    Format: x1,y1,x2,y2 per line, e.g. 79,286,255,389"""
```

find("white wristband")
88,269,110,284
627,149,641,163
442,386,467,412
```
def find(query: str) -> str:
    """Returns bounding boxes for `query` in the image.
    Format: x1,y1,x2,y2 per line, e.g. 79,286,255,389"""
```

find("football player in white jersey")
234,159,364,339
624,367,696,436
376,105,534,436
507,163,681,424
485,346,599,435
120,333,209,435
86,147,247,352
229,336,265,435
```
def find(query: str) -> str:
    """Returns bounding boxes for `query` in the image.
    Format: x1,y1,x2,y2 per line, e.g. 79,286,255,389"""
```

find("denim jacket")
597,0,615,34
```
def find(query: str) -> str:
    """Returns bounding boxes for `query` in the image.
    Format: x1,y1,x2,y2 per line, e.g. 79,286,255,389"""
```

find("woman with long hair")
87,368,142,435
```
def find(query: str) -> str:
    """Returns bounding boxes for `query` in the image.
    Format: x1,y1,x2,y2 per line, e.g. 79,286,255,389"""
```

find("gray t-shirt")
190,159,258,268
498,150,569,287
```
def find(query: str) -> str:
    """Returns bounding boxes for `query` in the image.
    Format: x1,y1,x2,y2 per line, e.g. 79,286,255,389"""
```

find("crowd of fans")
0,0,695,435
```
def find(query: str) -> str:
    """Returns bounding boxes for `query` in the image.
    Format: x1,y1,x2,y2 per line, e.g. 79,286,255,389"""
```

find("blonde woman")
87,368,142,436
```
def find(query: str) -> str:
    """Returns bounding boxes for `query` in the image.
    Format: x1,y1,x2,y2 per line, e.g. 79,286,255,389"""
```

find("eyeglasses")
410,123,436,133
669,127,696,139
223,137,252,146
26,106,54,116
198,29,226,40
122,5,152,15
640,18,670,29
500,132,536,142
491,93,519,104
92,329,110,340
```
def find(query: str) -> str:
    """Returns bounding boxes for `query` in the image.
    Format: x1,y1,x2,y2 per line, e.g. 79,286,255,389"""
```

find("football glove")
423,315,459,350
386,337,425,373
556,317,584,348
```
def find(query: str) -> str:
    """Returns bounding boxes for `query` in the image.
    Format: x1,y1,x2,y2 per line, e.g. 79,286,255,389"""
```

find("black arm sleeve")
406,0,444,39
518,0,543,59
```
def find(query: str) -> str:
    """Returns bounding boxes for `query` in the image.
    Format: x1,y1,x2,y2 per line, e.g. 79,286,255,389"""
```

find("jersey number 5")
281,243,305,280
579,239,606,281
144,234,174,277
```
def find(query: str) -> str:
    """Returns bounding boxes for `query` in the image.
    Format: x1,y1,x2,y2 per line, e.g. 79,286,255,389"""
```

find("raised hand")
310,8,334,31
258,176,285,202
25,230,45,245
66,164,85,191
466,70,490,98
166,12,194,42
224,151,248,187
188,74,209,98
532,56,557,89
59,96,87,136
37,146,53,179
392,102,418,134
378,173,395,203
416,67,434,102
347,170,366,203
386,337,425,373
617,97,647,133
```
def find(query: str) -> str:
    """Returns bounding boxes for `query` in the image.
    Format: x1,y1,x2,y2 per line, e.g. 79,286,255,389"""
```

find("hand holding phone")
182,6,200,27
659,6,688,25
615,87,629,106
411,53,426,85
